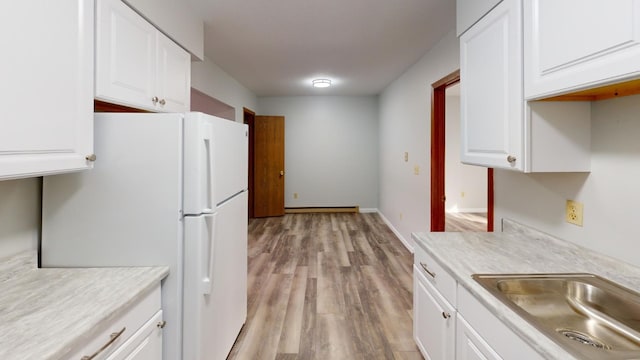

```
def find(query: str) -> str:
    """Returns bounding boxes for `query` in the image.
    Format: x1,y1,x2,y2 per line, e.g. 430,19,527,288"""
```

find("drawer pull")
157,320,167,329
81,327,126,360
420,262,436,278
442,311,451,319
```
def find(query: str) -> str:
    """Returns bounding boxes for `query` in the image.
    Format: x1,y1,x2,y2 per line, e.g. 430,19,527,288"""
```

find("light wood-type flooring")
228,213,423,360
445,212,487,232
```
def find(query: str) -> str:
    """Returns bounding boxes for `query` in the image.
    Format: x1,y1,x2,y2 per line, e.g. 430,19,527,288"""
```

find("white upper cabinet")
460,0,523,170
0,1,94,180
525,0,640,99
456,0,503,36
459,0,592,172
156,34,192,112
96,0,190,112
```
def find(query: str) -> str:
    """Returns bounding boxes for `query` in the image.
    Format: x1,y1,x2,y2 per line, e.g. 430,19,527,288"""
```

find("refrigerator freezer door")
183,113,248,215
183,191,248,360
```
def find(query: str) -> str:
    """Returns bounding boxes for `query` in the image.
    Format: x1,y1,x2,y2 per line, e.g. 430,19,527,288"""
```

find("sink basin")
473,273,640,360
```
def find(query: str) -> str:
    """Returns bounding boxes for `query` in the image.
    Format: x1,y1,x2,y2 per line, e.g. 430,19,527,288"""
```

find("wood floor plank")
278,266,309,354
297,277,317,359
231,273,293,359
316,251,346,314
445,212,488,232
316,313,360,359
229,213,423,360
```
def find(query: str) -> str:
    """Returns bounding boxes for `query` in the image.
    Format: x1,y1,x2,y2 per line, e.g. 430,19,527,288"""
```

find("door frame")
430,70,494,232
243,107,256,218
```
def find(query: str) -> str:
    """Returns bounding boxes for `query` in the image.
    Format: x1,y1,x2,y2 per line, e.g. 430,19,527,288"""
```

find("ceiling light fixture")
312,79,331,88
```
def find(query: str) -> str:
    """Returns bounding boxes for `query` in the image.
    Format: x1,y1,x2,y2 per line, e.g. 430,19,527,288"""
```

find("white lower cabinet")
456,315,502,360
414,266,456,360
413,245,542,360
108,310,163,360
68,286,163,360
457,283,541,359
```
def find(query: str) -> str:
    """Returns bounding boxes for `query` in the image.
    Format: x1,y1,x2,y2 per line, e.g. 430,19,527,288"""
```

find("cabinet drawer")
107,310,163,360
68,286,161,359
414,245,457,305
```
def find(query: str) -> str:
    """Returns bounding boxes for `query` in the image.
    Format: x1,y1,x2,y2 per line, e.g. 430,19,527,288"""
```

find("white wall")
0,178,40,258
257,96,379,209
378,29,459,249
495,94,640,267
191,57,258,122
445,92,487,212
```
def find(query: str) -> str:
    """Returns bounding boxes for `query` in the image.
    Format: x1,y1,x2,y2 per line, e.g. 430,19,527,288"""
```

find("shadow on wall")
191,88,235,121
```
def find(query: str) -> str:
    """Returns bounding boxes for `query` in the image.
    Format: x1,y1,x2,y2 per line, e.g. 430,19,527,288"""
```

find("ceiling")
187,0,456,97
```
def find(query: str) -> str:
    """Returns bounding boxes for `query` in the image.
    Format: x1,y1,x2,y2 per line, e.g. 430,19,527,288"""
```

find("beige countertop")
412,219,640,360
0,251,168,360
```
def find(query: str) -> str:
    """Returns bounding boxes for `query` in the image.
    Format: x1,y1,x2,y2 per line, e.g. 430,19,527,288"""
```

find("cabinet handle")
152,96,159,104
159,99,166,106
80,327,126,360
442,311,451,319
420,262,436,278
85,154,97,162
507,155,516,164
157,320,167,329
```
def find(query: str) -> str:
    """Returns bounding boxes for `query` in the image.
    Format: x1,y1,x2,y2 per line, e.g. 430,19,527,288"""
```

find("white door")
0,1,93,179
183,191,248,360
460,0,523,170
95,0,156,110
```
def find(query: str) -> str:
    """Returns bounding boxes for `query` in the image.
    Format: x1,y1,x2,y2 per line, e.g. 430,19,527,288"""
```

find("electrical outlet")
566,200,583,226
404,152,409,162
414,165,420,175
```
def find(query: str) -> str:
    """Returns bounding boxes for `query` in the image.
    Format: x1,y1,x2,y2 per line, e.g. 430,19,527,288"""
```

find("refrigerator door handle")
201,213,217,295
202,123,215,214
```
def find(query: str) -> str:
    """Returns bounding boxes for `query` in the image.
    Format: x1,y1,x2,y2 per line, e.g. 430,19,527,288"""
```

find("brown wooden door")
254,115,285,217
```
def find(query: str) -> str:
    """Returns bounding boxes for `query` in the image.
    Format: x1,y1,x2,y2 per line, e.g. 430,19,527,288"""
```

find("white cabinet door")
525,0,640,99
0,1,93,180
95,0,190,112
414,266,456,360
95,0,156,111
456,315,502,360
460,0,523,170
156,33,191,113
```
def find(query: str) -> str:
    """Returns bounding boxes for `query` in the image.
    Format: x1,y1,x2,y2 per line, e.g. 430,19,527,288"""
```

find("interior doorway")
243,108,256,218
430,71,494,232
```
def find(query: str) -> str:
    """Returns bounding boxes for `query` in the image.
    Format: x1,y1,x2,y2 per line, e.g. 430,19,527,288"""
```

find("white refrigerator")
41,112,248,360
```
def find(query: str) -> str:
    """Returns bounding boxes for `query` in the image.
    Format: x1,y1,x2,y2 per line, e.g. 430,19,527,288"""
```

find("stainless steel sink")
473,273,640,360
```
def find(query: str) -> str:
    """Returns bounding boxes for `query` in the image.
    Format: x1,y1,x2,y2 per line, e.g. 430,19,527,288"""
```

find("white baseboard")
359,208,378,213
375,211,414,253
